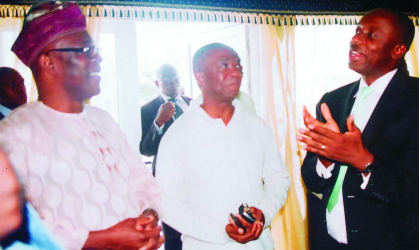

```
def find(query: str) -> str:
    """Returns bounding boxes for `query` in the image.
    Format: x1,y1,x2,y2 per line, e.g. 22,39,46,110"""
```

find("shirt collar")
192,99,242,125
37,101,87,116
0,104,12,117
354,68,398,98
160,93,181,102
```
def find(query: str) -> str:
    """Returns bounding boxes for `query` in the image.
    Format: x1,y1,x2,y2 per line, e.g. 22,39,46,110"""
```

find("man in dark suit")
140,64,191,250
298,9,418,250
0,67,27,120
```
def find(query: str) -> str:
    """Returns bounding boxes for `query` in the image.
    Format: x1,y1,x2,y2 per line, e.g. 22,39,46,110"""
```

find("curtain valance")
1,4,418,26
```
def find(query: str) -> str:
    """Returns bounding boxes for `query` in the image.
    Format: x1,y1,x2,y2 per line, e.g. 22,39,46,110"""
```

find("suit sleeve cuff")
360,172,372,190
153,120,164,135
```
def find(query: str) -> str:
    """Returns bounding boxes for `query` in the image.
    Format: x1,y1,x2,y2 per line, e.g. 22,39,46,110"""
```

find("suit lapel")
361,69,410,148
155,95,165,107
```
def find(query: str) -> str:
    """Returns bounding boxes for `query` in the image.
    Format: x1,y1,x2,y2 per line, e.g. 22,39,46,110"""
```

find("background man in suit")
0,67,27,120
140,64,191,250
298,8,418,250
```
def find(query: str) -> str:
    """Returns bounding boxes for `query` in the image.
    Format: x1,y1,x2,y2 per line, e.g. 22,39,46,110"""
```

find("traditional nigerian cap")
11,1,86,67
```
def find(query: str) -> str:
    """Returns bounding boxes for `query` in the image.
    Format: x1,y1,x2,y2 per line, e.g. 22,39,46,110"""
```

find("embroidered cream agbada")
0,101,161,250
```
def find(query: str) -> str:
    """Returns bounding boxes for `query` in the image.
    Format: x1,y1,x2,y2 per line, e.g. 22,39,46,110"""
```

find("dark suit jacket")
302,69,419,250
140,95,191,175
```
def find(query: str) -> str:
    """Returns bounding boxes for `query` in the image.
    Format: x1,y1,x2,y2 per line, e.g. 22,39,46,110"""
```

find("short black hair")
394,11,415,51
156,64,177,80
192,43,237,73
369,9,415,50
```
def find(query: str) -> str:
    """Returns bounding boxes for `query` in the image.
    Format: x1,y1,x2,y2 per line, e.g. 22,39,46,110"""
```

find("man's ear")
194,72,204,89
37,54,57,74
392,44,407,60
155,80,159,88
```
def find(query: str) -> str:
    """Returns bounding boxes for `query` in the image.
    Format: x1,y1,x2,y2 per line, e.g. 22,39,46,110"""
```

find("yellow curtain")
406,27,419,77
248,23,307,250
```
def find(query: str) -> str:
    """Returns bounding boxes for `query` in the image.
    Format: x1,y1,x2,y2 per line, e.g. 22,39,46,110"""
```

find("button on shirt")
316,68,397,244
153,93,189,134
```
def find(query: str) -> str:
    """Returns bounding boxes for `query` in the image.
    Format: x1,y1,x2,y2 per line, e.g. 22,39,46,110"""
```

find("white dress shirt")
0,101,161,250
316,68,398,243
156,100,290,250
153,93,189,134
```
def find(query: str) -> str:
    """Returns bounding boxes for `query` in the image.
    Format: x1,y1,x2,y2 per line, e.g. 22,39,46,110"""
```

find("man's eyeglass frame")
45,46,100,59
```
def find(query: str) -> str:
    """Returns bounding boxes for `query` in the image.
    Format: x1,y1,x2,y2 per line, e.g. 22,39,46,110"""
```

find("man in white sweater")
156,43,290,250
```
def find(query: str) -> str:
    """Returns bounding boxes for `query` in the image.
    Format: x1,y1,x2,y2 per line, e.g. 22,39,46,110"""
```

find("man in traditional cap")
155,43,290,250
0,1,163,250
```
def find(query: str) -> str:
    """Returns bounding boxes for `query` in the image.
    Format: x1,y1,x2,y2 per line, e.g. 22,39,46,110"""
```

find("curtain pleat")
248,23,307,250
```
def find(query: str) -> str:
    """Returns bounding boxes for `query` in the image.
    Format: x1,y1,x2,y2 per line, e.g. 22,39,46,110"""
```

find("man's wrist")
353,150,374,172
154,118,164,128
362,162,374,174
83,230,110,250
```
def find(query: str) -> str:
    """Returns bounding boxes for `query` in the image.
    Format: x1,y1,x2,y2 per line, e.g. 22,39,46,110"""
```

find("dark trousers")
162,222,182,250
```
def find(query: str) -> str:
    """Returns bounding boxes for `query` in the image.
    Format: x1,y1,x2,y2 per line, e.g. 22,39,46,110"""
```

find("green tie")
168,98,183,120
327,85,374,213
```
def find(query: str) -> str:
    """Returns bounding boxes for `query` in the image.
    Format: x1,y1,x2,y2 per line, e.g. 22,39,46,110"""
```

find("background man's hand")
0,149,23,240
225,207,265,244
83,217,164,250
155,102,175,127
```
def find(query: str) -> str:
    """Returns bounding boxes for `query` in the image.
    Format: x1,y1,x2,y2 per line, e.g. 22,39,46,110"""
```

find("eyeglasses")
45,46,100,59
